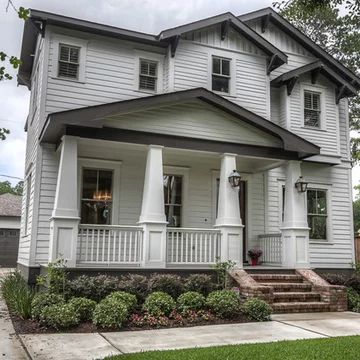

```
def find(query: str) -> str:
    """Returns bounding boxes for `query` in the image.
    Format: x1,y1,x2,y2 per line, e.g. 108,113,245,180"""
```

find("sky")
0,0,359,196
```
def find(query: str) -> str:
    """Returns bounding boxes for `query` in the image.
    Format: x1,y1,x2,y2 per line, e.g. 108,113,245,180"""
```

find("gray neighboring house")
0,193,22,267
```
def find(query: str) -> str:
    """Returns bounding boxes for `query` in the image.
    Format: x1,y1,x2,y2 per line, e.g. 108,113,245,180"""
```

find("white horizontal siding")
339,98,350,160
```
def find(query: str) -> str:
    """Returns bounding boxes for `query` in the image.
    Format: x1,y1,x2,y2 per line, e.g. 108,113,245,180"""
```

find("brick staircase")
249,271,330,313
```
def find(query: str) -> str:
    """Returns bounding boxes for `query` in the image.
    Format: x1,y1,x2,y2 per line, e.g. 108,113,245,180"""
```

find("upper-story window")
212,56,230,93
139,59,158,91
58,44,80,79
304,90,321,128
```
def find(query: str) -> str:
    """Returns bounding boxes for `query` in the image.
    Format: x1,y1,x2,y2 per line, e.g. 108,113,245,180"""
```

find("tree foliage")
273,0,360,163
0,180,23,195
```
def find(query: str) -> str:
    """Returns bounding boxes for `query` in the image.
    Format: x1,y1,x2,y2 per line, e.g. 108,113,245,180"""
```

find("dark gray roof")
0,193,22,217
40,87,320,158
239,7,360,90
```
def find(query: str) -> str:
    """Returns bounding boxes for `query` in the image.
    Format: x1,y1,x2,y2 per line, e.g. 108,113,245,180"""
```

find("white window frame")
78,158,121,225
134,50,164,94
208,50,235,97
300,84,326,131
50,34,87,83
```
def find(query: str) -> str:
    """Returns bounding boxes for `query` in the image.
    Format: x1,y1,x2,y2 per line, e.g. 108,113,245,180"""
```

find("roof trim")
239,7,360,89
40,87,319,158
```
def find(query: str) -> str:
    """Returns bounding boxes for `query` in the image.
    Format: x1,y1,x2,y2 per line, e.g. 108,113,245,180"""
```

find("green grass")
105,336,360,360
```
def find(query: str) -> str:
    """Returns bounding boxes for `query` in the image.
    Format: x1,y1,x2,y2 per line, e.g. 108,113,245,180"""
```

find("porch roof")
40,87,320,160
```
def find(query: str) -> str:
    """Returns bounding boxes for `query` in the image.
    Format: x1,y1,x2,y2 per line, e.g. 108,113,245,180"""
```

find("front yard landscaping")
104,336,360,360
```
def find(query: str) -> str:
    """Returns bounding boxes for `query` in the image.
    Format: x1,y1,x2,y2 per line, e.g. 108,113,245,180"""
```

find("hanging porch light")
295,176,308,193
228,169,242,188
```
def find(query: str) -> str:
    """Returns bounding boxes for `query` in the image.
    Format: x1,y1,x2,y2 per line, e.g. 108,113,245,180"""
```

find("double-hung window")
139,59,158,91
212,56,230,93
80,169,113,225
307,189,327,240
304,91,321,128
164,175,182,227
58,44,80,79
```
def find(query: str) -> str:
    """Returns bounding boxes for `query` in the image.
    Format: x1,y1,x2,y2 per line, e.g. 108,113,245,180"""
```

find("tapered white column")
139,145,167,268
49,136,80,267
215,153,244,267
281,161,310,268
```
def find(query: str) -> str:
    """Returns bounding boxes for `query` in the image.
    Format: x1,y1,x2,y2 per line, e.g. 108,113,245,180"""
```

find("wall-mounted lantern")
228,169,242,188
295,176,308,193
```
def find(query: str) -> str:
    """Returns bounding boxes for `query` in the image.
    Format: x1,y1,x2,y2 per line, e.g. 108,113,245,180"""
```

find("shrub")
40,303,80,329
93,297,128,329
143,291,176,316
213,258,236,289
184,274,215,296
68,297,97,321
206,290,240,318
149,274,184,299
241,298,272,321
0,271,35,319
118,274,149,302
105,291,137,312
31,292,65,320
347,288,360,312
322,273,348,286
346,275,360,294
177,291,205,313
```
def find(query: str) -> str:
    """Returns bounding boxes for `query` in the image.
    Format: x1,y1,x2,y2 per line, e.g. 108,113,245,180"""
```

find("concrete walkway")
17,312,360,359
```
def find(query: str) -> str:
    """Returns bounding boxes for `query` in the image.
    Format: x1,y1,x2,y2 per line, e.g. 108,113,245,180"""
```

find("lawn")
105,336,360,360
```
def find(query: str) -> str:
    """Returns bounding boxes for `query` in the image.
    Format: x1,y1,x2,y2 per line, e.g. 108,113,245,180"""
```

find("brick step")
273,292,321,303
252,274,304,283
259,282,312,292
272,301,330,313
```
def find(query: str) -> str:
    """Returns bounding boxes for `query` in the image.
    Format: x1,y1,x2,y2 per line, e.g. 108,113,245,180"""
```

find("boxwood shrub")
143,291,176,316
68,297,97,321
206,290,240,319
31,293,65,320
149,274,184,299
177,291,205,313
105,291,137,312
241,298,272,321
93,297,128,329
40,303,80,329
118,274,149,302
184,274,215,296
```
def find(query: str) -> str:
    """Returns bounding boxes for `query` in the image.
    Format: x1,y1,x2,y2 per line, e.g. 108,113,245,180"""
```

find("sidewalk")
18,312,360,360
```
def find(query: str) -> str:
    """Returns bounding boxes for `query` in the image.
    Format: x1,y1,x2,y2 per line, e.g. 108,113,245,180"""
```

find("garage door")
0,229,20,267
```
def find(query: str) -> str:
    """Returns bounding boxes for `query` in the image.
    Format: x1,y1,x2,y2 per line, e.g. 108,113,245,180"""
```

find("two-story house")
16,8,359,288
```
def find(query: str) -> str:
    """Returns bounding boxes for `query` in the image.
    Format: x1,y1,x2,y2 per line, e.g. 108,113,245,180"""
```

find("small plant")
206,289,240,318
177,291,205,314
105,291,137,312
67,297,97,321
129,313,169,328
347,288,360,312
184,274,215,296
40,303,80,330
351,261,360,274
247,249,263,260
148,274,184,299
241,298,272,321
92,297,128,329
143,291,176,316
213,258,236,289
31,293,65,320
37,258,68,296
0,271,35,319
118,274,149,302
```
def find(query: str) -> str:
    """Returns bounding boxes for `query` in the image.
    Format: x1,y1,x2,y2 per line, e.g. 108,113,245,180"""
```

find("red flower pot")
251,258,259,266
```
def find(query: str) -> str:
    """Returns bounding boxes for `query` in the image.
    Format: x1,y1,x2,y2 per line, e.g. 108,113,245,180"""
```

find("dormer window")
58,44,80,79
139,59,158,91
212,56,230,93
304,90,321,128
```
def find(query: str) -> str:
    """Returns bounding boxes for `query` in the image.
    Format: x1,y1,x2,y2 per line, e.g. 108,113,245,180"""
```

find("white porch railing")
258,233,282,265
77,225,143,266
166,228,221,265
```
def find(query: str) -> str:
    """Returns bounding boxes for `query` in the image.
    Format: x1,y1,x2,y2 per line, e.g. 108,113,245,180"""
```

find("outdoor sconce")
295,176,308,193
228,169,242,188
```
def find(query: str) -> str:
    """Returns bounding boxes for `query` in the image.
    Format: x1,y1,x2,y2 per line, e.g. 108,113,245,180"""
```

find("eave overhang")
39,88,319,160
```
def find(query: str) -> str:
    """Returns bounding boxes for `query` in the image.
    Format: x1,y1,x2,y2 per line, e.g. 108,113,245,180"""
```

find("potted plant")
247,249,262,266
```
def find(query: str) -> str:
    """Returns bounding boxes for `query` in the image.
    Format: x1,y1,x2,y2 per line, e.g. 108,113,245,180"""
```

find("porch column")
280,161,310,268
49,136,80,267
215,153,244,267
138,145,167,268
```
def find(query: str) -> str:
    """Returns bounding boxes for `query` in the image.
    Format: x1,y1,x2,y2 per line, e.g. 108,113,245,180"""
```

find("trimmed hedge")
93,297,128,329
241,298,272,321
68,297,97,321
206,290,240,319
105,291,137,312
177,291,205,313
149,274,184,299
40,303,80,329
143,291,176,316
31,293,65,320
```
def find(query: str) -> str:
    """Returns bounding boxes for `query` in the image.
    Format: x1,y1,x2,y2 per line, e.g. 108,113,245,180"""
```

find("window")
212,56,230,93
58,44,80,79
304,91,321,128
307,189,327,240
139,59,158,91
80,169,113,224
164,175,182,227
24,173,32,234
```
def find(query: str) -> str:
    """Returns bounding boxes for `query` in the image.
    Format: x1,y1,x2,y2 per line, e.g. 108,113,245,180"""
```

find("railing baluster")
129,231,133,262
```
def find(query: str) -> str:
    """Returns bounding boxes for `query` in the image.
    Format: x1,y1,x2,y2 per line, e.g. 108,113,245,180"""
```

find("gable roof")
40,87,319,159
18,9,287,87
238,7,360,90
0,193,22,217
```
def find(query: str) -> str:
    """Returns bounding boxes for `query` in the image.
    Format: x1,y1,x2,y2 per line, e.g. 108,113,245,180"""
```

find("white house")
16,8,359,285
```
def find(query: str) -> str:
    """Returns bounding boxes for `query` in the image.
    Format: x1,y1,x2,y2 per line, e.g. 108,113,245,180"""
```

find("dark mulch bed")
10,312,251,334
